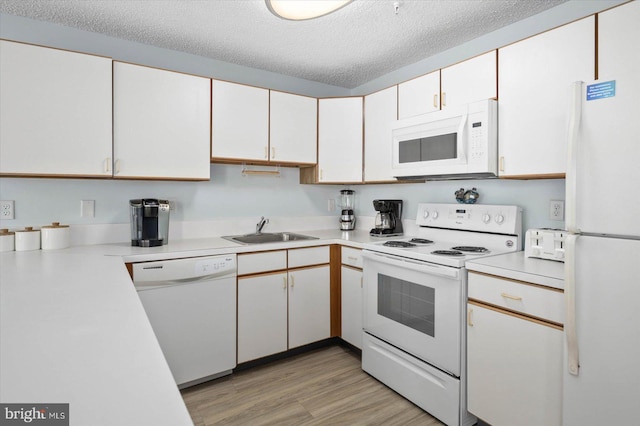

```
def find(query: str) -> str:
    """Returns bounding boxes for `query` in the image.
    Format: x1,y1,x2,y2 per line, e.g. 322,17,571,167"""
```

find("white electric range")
361,203,522,426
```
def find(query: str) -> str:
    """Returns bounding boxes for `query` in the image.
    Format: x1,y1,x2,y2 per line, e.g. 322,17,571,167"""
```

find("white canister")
15,227,41,251
0,229,15,252
41,222,70,250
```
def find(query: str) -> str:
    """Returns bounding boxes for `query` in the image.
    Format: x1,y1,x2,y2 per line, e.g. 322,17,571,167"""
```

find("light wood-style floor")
181,344,444,425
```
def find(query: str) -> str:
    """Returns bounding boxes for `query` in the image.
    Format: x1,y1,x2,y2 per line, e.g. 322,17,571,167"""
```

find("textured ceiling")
0,0,567,88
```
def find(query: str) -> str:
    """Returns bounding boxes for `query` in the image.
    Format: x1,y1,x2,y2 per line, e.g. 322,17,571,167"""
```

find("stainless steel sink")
223,232,318,245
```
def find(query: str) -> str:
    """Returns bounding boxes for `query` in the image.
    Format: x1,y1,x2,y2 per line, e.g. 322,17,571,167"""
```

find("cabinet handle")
282,276,287,289
271,147,275,159
433,94,438,108
499,156,505,172
114,159,121,175
467,308,474,326
347,256,358,262
320,169,323,180
501,292,522,301
290,275,295,288
442,92,447,107
104,158,111,173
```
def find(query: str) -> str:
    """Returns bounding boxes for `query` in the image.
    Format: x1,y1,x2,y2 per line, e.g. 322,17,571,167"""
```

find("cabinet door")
0,41,112,177
237,272,288,363
212,80,269,161
441,50,497,109
340,266,363,349
467,303,563,426
364,86,397,182
113,62,210,180
317,97,363,183
498,17,595,177
288,266,330,348
398,70,440,119
598,0,640,80
270,91,317,164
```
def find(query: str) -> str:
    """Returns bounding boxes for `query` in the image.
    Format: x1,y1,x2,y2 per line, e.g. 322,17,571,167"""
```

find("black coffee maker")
370,200,403,237
129,199,170,247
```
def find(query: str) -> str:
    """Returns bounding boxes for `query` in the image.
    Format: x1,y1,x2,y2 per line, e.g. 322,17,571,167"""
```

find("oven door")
362,250,463,377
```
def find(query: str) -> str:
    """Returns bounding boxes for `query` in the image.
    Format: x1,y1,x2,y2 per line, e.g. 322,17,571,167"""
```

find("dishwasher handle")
134,273,232,289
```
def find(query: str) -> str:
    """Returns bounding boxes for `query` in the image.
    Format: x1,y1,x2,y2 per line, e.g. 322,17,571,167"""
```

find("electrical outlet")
1,200,15,220
549,200,564,221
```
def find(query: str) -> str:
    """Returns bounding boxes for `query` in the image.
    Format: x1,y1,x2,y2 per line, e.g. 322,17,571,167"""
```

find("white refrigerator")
563,71,640,423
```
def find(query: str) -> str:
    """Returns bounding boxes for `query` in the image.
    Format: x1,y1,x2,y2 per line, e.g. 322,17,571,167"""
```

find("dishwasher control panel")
194,256,235,275
133,254,237,286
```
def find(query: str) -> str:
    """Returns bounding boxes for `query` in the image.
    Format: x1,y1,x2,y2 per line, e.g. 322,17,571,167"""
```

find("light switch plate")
1,200,15,220
81,200,95,218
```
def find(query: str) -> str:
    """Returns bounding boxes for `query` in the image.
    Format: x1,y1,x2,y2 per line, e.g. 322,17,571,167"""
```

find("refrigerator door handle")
565,81,583,233
565,233,580,376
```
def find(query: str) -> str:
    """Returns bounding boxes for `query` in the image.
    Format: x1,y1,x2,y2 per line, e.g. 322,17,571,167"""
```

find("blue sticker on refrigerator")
586,80,616,101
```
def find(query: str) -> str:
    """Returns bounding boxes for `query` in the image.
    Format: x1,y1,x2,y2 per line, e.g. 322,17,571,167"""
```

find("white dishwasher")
133,254,236,388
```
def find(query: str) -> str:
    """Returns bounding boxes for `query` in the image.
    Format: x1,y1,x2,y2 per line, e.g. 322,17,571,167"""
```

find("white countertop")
0,229,375,425
466,251,565,290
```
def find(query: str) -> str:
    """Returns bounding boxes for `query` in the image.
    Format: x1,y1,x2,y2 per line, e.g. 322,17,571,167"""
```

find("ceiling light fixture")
266,0,353,21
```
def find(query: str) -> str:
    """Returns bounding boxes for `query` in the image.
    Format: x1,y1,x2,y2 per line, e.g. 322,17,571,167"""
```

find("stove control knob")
423,210,429,219
495,214,505,224
482,213,491,224
432,211,439,219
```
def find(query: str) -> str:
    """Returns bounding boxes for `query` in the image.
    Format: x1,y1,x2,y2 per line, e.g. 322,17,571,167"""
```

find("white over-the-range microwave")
392,99,497,180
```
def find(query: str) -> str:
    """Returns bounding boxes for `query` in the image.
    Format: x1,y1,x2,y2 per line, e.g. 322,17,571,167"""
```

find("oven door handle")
363,251,459,279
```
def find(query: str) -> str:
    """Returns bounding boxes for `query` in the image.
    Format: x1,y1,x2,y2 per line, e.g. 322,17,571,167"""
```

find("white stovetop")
363,227,521,268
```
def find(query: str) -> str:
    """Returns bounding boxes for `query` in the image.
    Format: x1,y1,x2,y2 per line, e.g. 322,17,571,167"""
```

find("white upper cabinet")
317,97,363,183
498,17,595,178
113,62,210,180
269,91,317,164
364,86,397,182
398,70,440,119
211,80,269,162
441,50,497,109
598,0,639,79
0,41,112,177
398,51,496,119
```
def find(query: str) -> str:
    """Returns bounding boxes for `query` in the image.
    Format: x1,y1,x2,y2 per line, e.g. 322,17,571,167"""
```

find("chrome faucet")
256,216,269,234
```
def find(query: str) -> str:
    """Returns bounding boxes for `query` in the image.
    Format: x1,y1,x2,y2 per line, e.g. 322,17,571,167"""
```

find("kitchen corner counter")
466,251,565,290
0,228,375,425
0,251,193,426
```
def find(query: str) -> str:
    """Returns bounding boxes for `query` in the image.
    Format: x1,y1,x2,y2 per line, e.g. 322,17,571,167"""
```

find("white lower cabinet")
237,272,288,364
288,266,331,348
340,266,362,349
340,246,363,349
466,272,563,426
237,247,331,363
